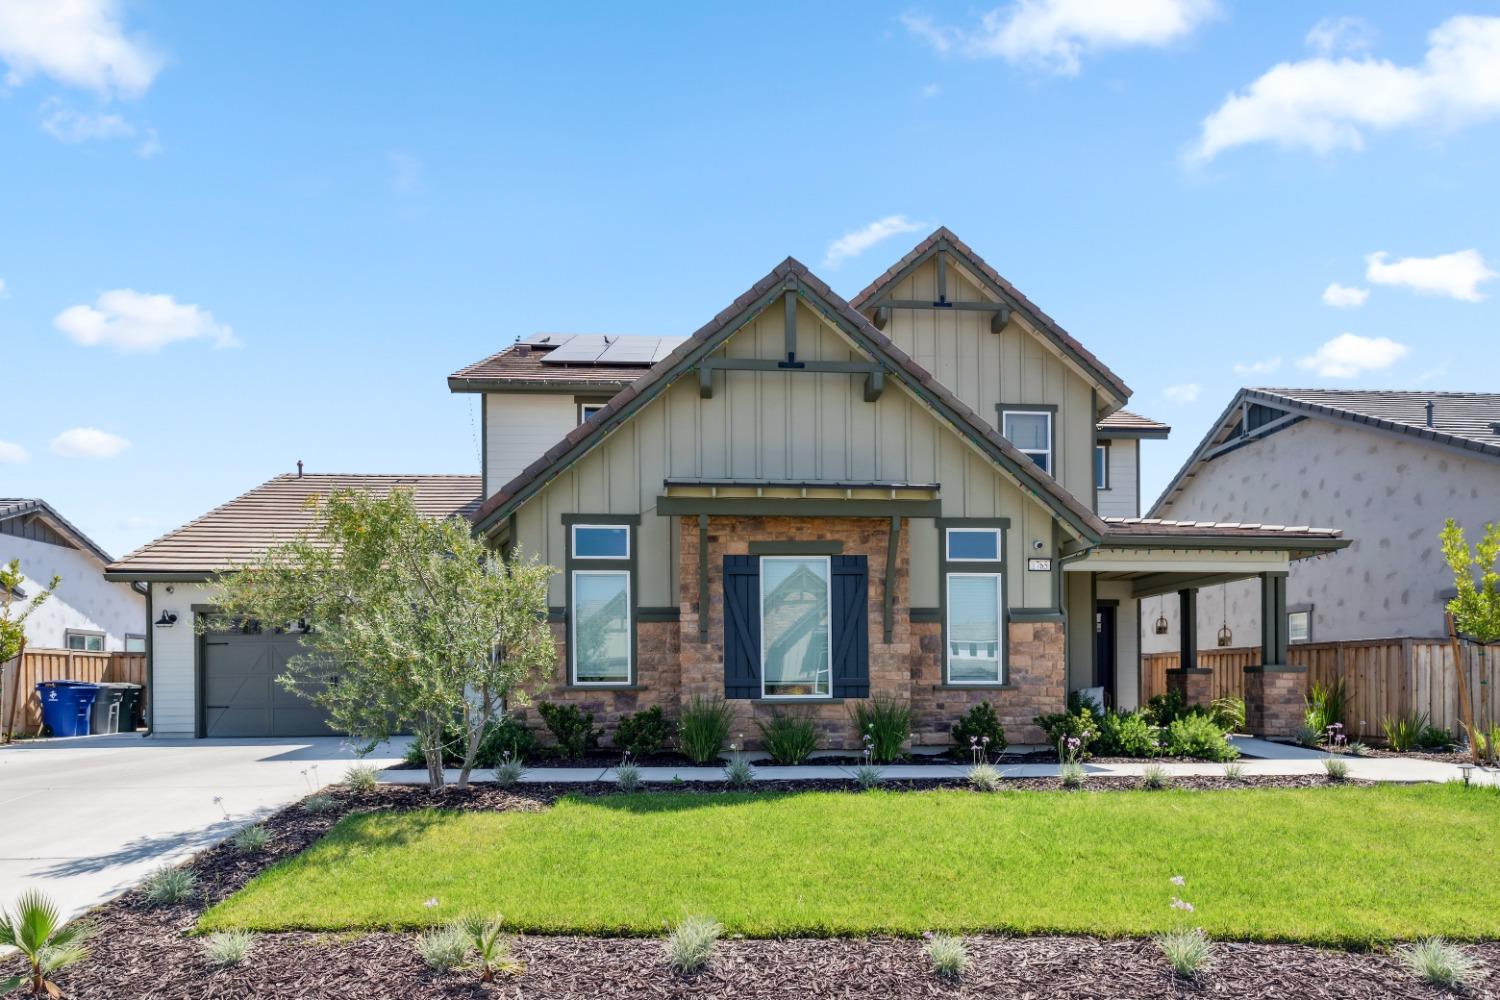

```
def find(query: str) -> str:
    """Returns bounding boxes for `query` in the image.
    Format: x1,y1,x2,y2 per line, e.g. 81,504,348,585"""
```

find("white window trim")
1002,409,1053,472
64,629,106,652
1288,607,1313,645
944,572,1006,685
124,633,147,652
758,555,834,701
569,569,632,686
569,523,630,560
945,527,1003,563
1095,442,1110,490
578,402,606,424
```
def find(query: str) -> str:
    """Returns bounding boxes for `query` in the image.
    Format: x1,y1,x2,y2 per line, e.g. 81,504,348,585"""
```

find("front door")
1094,602,1117,707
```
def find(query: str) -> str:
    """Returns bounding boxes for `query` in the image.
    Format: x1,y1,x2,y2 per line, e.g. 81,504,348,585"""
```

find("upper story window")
65,630,105,652
578,402,606,424
571,524,629,559
946,527,1003,562
1095,443,1109,489
1001,409,1052,474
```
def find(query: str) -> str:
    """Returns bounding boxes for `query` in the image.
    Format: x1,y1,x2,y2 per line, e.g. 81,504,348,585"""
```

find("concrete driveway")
0,734,409,920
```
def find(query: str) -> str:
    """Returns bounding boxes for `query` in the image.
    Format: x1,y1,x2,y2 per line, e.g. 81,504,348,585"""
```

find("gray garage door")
202,629,337,737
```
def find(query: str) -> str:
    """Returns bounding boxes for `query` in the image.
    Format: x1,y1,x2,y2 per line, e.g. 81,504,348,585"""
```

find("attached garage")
200,628,334,738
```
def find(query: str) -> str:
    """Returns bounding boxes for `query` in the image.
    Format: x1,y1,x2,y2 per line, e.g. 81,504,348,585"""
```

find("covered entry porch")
1062,519,1349,736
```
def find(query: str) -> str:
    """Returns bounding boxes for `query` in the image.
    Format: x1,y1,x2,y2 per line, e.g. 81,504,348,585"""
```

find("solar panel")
652,337,688,361
596,337,660,365
519,333,572,347
538,335,610,364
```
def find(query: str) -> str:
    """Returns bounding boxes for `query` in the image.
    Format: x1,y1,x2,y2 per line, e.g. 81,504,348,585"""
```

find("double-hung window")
942,525,1006,685
1287,607,1313,645
568,521,634,685
1001,409,1053,473
759,556,832,699
1095,443,1109,489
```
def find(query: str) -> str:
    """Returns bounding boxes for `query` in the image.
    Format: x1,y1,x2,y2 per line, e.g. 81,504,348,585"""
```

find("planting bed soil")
393,749,707,769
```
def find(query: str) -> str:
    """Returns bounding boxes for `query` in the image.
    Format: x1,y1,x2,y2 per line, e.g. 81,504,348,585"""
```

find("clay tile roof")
1250,389,1500,455
1097,409,1170,437
105,474,481,577
1101,515,1346,544
448,335,688,392
0,498,115,565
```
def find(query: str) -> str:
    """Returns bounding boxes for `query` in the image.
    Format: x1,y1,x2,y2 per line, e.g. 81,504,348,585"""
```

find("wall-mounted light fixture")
154,611,178,628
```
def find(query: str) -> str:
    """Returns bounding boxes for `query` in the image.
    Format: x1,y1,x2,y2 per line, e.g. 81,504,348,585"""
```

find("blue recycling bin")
36,680,101,737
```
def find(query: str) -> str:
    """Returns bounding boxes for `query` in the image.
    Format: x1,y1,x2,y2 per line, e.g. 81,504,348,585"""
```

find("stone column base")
1165,668,1214,709
1244,665,1307,738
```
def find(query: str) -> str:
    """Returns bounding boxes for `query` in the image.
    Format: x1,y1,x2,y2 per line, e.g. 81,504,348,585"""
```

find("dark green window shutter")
723,555,760,699
830,555,869,698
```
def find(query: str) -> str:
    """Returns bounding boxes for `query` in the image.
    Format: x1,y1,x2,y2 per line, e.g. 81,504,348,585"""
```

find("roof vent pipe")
1425,400,1435,428
297,460,304,478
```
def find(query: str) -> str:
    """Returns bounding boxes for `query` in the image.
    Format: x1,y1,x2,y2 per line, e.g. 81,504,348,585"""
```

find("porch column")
1165,588,1212,707
1245,571,1305,737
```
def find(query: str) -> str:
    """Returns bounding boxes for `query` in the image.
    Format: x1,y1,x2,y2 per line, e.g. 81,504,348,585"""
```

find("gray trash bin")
90,682,143,734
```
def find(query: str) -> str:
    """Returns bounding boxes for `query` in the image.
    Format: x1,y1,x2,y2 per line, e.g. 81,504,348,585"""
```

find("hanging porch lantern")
1153,597,1169,635
1216,585,1233,647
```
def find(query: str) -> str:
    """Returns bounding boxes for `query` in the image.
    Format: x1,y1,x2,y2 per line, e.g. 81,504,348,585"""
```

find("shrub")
951,701,1007,754
142,866,197,906
1165,713,1239,762
849,696,911,763
1208,696,1246,733
1221,761,1245,782
664,914,721,973
1346,740,1369,757
537,702,603,760
614,706,671,758
1144,690,1191,727
1418,723,1453,750
678,696,734,764
417,923,470,972
302,794,337,814
1304,678,1348,736
475,715,539,766
1140,764,1172,790
924,933,969,978
853,764,884,790
231,825,270,854
493,752,527,788
343,764,379,792
1096,710,1158,758
1322,757,1349,781
1156,927,1213,977
457,912,514,982
1059,761,1086,789
202,930,254,968
1295,724,1322,749
758,710,819,765
1034,708,1100,759
616,759,642,792
723,757,755,789
1399,938,1483,988
0,889,92,998
966,763,1002,791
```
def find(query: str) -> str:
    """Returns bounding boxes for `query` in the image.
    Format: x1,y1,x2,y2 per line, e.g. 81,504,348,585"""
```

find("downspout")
142,582,154,737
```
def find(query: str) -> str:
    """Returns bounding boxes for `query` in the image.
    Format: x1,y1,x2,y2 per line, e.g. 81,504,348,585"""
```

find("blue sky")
2,1,1498,558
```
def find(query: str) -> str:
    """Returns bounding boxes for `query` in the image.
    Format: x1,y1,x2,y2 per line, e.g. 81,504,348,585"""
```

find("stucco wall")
146,581,213,736
2,535,143,651
1143,417,1500,651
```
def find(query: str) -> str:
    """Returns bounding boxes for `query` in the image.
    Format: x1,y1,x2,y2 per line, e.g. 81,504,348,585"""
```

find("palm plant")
0,890,92,997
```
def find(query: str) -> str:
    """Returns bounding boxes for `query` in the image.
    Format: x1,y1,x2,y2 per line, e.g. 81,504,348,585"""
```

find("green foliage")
1304,678,1348,736
0,560,58,668
1144,690,1191,727
678,696,734,764
201,930,254,968
950,701,1007,754
616,760,642,792
849,696,912,763
1059,761,1086,788
416,923,469,972
1208,696,1246,733
1034,708,1100,759
664,914,721,973
1165,713,1239,762
1140,764,1172,790
0,890,92,997
1441,518,1500,643
343,764,379,793
457,912,514,982
1382,710,1450,752
924,933,969,978
401,716,539,769
207,488,555,791
142,866,197,906
301,794,337,814
1096,711,1159,757
493,755,527,788
232,825,270,854
853,764,884,790
1222,761,1245,782
536,702,602,760
1323,757,1349,781
723,757,755,789
966,763,1002,792
1399,937,1482,988
614,706,671,758
1156,927,1213,977
757,710,819,765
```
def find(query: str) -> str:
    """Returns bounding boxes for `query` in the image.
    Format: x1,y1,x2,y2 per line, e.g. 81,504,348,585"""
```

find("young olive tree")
1439,517,1500,764
2,560,59,742
207,488,554,791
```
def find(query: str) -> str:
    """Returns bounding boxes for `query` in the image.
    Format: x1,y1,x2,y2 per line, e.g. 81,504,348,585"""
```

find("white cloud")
0,0,161,98
1296,333,1409,378
54,289,239,353
904,0,1217,75
1164,382,1200,403
1190,15,1500,161
0,278,7,299
1322,282,1369,308
40,101,132,142
0,439,29,463
50,427,130,459
920,82,941,98
1232,357,1281,376
1365,249,1496,302
1305,16,1374,57
822,215,926,269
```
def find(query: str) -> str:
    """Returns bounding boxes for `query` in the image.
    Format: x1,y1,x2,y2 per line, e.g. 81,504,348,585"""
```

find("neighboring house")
106,228,1347,742
1144,389,1500,655
1,499,145,653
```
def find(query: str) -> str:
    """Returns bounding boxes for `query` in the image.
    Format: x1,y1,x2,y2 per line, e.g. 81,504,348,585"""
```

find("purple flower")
1170,875,1185,886
1170,897,1195,913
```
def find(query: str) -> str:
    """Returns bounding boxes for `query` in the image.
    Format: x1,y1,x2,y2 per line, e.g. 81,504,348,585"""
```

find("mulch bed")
5,779,1476,1000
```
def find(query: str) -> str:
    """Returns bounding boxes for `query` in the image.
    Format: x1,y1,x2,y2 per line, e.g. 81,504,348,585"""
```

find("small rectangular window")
1002,410,1052,473
124,634,146,653
1095,443,1109,489
1288,609,1312,644
571,524,629,559
760,556,832,699
571,571,631,683
946,573,1004,684
946,528,1002,562
65,630,105,652
578,403,606,424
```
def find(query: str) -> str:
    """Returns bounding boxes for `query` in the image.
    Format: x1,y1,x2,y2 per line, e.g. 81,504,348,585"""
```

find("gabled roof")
1151,388,1500,517
0,498,114,565
104,474,481,580
1101,516,1348,555
850,227,1132,405
1097,409,1170,439
472,257,1109,543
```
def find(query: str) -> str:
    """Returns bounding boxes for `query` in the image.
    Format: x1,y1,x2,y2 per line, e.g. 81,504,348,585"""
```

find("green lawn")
201,784,1500,945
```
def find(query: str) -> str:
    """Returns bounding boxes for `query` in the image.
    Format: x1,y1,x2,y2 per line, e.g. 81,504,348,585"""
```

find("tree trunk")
456,688,496,791
419,715,446,792
1448,613,1479,766
3,638,25,743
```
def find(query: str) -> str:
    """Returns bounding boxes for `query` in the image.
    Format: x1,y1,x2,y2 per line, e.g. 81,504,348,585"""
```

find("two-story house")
107,229,1346,743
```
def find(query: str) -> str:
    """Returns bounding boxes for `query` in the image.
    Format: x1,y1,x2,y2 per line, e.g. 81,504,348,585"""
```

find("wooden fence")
1143,638,1500,740
0,648,148,737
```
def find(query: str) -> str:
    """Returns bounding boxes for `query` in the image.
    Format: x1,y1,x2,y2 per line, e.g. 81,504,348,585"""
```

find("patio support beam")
1178,588,1197,669
1260,571,1288,664
698,514,709,642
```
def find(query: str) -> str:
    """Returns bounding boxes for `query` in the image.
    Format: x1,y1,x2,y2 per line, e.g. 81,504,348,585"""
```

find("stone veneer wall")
1244,665,1307,738
910,620,1065,746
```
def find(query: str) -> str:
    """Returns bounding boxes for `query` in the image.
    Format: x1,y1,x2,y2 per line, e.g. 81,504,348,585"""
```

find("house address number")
1027,558,1052,572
